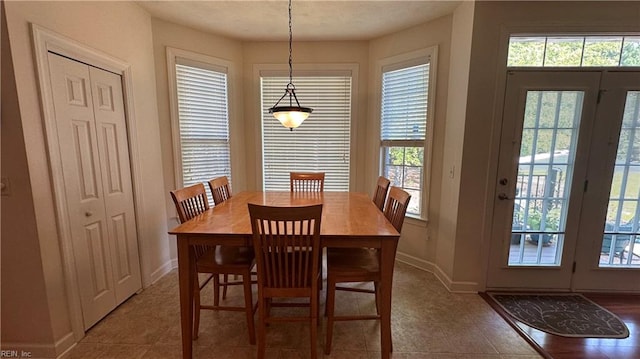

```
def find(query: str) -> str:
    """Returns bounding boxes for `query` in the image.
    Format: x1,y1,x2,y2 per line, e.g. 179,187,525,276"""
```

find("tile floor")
61,262,542,359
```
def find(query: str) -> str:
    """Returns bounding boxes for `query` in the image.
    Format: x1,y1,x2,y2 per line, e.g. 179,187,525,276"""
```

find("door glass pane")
600,91,640,267
510,91,584,266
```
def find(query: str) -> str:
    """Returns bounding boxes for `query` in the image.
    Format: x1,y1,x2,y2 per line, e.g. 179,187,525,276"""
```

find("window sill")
404,215,428,228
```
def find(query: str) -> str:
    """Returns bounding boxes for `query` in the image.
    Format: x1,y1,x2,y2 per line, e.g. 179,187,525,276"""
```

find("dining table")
169,191,400,359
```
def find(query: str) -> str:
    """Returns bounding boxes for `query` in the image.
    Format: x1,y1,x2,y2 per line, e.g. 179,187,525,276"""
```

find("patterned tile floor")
61,262,541,359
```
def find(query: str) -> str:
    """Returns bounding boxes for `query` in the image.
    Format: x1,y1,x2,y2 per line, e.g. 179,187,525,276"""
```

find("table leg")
379,239,398,359
178,236,194,358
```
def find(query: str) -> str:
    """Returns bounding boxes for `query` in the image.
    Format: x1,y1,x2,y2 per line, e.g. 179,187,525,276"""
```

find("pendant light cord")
288,0,293,87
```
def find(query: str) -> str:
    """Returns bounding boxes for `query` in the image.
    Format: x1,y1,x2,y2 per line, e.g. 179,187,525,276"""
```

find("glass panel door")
601,90,640,267
509,90,582,266
572,72,640,292
487,71,600,290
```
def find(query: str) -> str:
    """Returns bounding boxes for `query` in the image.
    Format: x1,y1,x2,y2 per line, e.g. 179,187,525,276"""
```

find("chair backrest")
170,183,210,223
384,187,411,232
208,176,232,205
248,204,323,290
290,172,325,192
372,176,391,211
601,236,630,254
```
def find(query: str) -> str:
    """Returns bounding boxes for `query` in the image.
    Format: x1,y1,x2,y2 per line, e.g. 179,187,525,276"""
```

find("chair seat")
196,246,255,271
327,248,379,277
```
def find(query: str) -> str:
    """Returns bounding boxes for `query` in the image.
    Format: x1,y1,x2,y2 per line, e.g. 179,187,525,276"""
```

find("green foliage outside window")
387,147,423,166
508,36,640,67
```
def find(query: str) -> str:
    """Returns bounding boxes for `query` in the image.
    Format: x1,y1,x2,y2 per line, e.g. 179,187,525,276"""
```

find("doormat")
487,293,629,338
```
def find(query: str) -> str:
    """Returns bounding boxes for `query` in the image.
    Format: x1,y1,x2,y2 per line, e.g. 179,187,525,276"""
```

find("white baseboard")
148,260,175,287
431,264,479,293
395,251,436,272
54,332,75,358
396,251,479,293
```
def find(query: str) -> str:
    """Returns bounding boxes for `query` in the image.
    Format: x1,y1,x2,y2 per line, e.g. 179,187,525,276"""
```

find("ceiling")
137,1,462,41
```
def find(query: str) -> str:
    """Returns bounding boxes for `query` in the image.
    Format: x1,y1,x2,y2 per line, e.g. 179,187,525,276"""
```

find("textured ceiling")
137,1,462,41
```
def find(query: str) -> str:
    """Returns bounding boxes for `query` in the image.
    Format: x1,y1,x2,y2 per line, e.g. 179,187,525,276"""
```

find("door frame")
486,69,640,292
32,24,146,341
572,71,640,292
486,70,601,290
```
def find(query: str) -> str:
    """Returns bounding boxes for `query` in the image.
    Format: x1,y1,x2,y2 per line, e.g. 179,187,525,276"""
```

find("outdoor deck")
508,240,640,266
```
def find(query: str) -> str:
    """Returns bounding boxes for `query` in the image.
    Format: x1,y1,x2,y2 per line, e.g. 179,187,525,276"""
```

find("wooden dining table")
169,191,400,359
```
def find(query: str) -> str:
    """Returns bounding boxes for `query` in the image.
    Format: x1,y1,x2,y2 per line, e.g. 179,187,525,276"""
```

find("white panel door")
89,67,142,303
48,53,141,329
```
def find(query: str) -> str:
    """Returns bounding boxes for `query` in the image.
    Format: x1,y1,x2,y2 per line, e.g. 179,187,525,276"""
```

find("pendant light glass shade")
271,106,312,129
268,0,312,131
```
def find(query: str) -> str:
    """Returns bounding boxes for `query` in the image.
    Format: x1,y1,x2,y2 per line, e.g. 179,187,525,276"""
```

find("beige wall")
1,3,57,357
435,1,474,287
2,1,169,355
368,16,453,275
7,0,638,356
151,18,245,259
462,1,640,288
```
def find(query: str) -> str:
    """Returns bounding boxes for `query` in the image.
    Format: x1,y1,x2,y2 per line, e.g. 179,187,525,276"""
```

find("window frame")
254,63,360,191
507,35,640,68
376,47,437,222
166,47,235,193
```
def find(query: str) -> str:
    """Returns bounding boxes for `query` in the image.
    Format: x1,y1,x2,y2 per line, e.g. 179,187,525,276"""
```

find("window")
260,72,352,191
508,35,640,67
380,52,433,217
169,49,232,202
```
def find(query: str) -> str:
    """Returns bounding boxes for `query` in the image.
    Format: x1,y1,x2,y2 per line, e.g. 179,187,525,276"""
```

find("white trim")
166,47,236,190
31,24,145,340
1,332,73,359
253,63,360,190
396,251,436,272
54,332,76,358
431,263,479,293
375,47,438,222
396,251,479,293
149,259,176,285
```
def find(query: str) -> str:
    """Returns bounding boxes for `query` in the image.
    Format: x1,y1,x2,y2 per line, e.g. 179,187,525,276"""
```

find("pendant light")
268,0,312,131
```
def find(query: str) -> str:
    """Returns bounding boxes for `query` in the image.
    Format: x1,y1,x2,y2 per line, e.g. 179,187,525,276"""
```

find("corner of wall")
1,2,58,355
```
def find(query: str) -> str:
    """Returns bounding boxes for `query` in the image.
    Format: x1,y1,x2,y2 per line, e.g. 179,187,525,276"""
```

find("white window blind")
261,75,352,191
381,64,428,142
380,62,429,216
175,62,231,200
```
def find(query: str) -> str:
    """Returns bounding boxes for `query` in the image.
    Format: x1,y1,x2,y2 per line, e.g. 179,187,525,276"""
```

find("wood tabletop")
169,191,399,238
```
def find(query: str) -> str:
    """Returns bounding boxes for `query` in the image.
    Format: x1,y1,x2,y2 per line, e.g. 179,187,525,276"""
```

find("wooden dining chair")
248,203,323,359
207,175,239,298
290,172,325,192
207,176,232,205
170,183,256,344
324,186,411,354
372,176,391,211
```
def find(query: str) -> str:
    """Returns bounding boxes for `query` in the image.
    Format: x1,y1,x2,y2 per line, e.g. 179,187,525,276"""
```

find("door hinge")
572,261,577,273
583,180,589,193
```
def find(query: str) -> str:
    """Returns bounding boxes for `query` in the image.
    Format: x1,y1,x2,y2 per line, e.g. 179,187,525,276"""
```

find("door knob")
498,193,512,200
499,178,508,185
85,211,93,217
